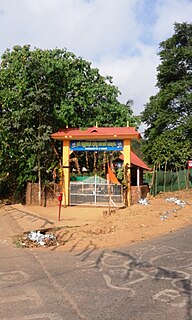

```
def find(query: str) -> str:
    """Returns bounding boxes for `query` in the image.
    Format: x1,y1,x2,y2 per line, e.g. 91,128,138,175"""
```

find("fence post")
176,165,181,190
164,162,167,192
94,175,97,205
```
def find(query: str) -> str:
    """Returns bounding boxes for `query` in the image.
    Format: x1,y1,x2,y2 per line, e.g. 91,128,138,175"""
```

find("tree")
142,22,192,168
0,45,139,201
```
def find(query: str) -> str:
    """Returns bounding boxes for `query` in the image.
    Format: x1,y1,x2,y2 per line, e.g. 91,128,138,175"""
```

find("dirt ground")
3,188,192,251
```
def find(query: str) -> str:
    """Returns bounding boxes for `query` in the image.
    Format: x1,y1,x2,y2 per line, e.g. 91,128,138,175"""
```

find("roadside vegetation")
0,22,191,203
0,46,139,201
142,23,192,170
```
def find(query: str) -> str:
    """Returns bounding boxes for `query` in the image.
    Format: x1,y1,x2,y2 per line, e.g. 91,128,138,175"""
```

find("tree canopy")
142,22,192,169
0,45,139,200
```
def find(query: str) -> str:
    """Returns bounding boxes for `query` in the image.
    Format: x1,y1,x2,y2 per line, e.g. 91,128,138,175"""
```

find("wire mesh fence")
149,168,192,195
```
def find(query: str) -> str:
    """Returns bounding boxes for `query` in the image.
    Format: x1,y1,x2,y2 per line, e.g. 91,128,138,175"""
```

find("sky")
0,0,191,127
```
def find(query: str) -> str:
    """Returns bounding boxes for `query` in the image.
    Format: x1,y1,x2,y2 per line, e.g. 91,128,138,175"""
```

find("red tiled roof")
120,151,151,170
51,126,141,140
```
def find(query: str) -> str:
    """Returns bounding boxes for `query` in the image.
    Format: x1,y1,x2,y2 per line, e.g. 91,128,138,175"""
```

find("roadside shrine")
51,126,141,207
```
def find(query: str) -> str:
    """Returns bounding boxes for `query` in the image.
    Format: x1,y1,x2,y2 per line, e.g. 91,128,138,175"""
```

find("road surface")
0,206,192,319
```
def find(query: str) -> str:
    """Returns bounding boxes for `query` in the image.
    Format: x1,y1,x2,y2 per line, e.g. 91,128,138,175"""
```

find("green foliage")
142,23,192,169
116,168,125,184
0,45,139,201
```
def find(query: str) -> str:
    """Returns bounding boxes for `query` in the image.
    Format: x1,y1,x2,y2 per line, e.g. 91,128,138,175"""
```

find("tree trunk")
164,161,167,192
93,152,97,174
150,164,156,196
38,154,42,206
85,151,89,171
176,165,181,190
124,163,130,207
170,168,173,192
37,124,42,206
107,173,111,216
183,166,188,189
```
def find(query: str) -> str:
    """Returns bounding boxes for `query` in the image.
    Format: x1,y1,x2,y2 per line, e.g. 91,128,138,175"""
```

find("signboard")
70,140,123,151
188,160,192,169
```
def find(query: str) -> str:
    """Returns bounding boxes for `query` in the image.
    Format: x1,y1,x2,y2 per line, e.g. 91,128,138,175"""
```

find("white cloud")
96,44,159,115
0,0,191,119
0,0,141,58
154,0,192,42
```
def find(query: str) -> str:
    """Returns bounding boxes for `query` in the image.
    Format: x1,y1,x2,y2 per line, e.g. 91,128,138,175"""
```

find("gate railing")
70,179,124,207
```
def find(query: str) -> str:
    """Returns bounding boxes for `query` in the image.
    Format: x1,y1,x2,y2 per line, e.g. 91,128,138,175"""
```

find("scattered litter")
175,200,186,207
160,211,173,221
15,230,58,248
165,197,178,203
160,197,187,220
165,197,186,207
138,198,149,205
27,231,56,246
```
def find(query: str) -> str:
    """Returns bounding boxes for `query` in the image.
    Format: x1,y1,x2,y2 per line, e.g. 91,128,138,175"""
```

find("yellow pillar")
122,139,131,207
62,139,70,206
123,139,131,167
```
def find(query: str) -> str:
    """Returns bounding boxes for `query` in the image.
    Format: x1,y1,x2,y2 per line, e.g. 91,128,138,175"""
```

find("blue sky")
0,0,191,123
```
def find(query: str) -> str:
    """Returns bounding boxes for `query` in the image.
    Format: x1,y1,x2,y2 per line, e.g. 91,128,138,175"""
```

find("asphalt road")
1,207,192,320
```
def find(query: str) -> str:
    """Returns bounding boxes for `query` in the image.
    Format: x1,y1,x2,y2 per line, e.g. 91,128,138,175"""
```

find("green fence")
149,169,192,195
